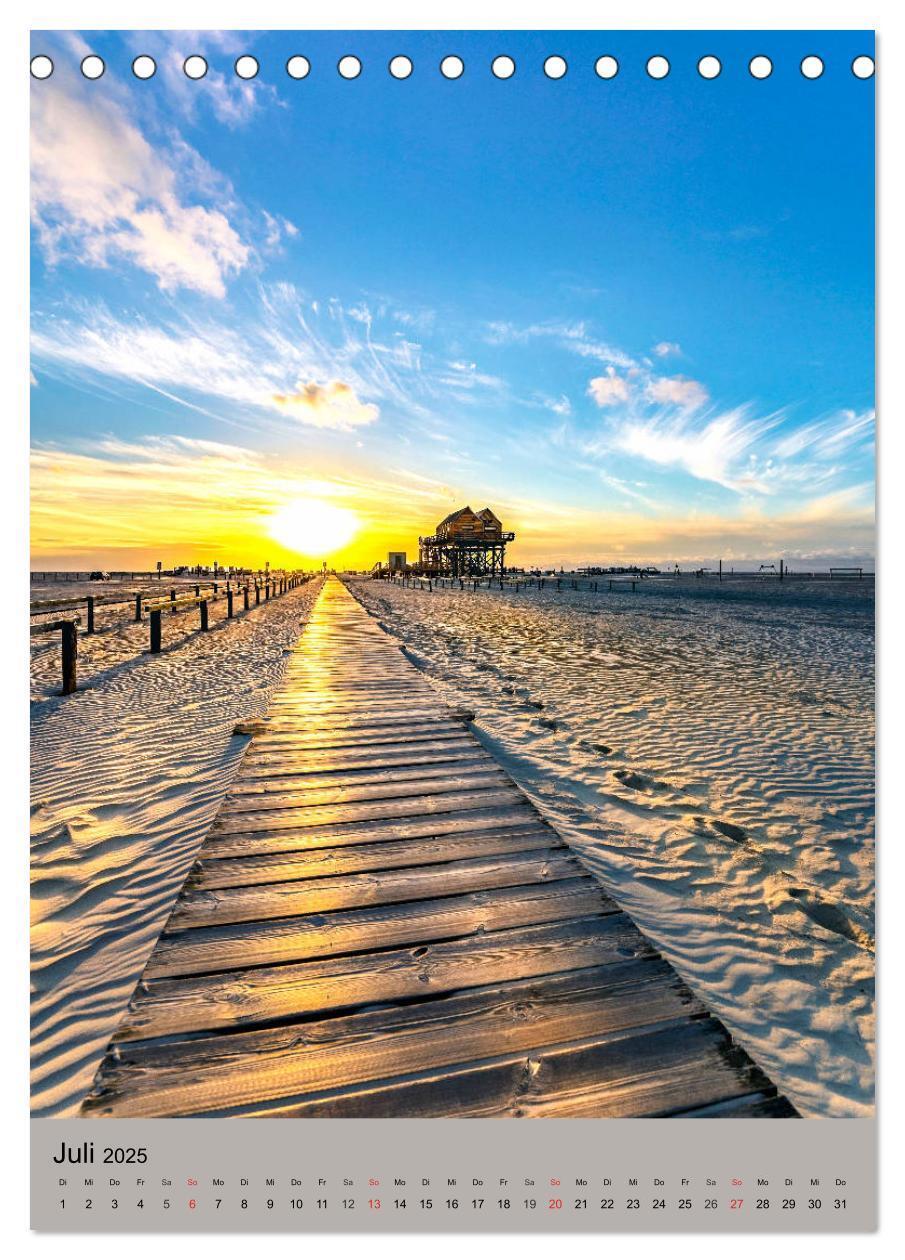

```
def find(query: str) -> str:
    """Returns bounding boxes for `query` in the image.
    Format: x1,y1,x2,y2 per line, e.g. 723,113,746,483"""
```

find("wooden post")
134,593,142,622
86,595,95,635
194,584,200,597
266,582,271,600
150,609,162,653
780,559,784,581
227,590,234,619
213,581,218,594
61,621,77,695
244,584,250,611
170,588,176,605
255,583,261,606
199,599,209,630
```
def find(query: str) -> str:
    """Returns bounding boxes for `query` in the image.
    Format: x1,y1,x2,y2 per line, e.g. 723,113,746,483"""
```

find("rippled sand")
30,577,324,1116
350,576,875,1118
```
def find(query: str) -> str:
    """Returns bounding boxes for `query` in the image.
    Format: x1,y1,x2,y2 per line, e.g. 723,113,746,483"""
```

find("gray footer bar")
32,1117,876,1232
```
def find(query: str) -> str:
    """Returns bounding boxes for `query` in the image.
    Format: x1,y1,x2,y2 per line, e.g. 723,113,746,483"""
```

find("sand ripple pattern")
30,578,324,1116
351,577,875,1118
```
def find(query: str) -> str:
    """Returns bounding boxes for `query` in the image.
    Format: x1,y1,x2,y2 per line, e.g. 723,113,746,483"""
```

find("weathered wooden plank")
224,1021,774,1120
201,805,542,859
117,916,658,1042
225,758,501,798
676,1092,799,1118
244,730,478,756
170,850,582,928
250,715,469,735
143,878,615,978
83,965,708,1117
211,787,526,835
237,746,488,779
218,770,510,815
188,825,560,889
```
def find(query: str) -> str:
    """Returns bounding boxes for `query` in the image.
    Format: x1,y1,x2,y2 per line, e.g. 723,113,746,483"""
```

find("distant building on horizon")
387,551,407,571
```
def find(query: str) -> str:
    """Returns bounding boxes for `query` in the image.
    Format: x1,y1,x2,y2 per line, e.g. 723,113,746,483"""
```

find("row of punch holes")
31,52,876,82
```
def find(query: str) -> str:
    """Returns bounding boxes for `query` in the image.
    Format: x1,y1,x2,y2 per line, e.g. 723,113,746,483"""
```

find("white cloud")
653,341,681,357
484,319,637,370
613,407,780,494
588,368,631,408
645,375,709,410
271,381,379,430
31,306,386,432
31,69,250,297
772,408,875,460
123,31,276,130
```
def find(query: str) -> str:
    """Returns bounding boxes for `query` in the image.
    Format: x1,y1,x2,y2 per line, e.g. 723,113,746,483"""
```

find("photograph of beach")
30,30,874,1120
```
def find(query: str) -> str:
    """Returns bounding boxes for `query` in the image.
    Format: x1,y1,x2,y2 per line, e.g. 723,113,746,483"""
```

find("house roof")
437,505,476,529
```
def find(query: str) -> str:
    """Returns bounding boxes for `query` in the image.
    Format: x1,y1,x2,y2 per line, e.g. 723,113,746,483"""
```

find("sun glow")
267,498,359,557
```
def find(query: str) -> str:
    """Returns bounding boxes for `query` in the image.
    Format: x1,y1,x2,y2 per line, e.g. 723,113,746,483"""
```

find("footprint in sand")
689,815,750,845
783,887,875,951
614,768,671,794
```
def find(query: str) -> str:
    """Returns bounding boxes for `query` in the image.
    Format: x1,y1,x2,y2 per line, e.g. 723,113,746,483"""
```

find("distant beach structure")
417,505,515,577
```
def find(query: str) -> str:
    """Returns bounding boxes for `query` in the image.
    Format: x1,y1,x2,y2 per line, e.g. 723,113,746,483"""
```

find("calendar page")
28,21,876,1234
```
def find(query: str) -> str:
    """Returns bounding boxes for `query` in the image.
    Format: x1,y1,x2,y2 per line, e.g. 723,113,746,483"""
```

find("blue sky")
30,29,875,568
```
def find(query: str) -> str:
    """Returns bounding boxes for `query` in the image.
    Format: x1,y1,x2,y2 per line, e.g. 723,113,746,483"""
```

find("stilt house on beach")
418,506,515,577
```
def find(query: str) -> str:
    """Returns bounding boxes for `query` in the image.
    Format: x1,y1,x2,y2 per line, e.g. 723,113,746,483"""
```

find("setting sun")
267,498,359,557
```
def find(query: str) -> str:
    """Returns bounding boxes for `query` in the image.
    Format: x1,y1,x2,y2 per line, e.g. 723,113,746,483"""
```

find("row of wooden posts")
390,574,638,594
32,574,309,696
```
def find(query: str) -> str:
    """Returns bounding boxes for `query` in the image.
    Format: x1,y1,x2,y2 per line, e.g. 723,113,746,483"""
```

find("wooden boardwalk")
81,577,796,1119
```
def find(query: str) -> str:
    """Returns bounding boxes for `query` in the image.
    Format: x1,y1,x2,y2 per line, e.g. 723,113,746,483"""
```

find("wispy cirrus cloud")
771,408,875,461
484,319,637,370
122,30,279,130
30,301,386,433
611,407,781,494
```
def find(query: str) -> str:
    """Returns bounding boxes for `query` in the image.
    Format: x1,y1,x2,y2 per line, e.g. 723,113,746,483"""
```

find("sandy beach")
30,575,324,1116
350,575,875,1119
30,570,873,1118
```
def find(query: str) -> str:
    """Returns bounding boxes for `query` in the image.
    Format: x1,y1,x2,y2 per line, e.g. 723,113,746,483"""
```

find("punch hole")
184,55,208,80
492,56,516,79
338,55,361,79
389,56,413,79
595,56,618,79
81,55,105,80
440,56,465,79
852,55,874,79
132,55,157,80
235,55,259,80
646,55,670,79
30,55,53,79
801,56,824,79
544,56,567,79
286,56,310,79
749,55,773,79
698,55,721,79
